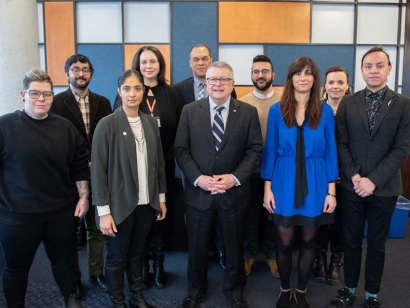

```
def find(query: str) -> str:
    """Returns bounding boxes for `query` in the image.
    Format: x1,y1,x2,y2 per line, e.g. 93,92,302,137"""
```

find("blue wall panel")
265,45,355,88
77,44,124,106
171,2,217,84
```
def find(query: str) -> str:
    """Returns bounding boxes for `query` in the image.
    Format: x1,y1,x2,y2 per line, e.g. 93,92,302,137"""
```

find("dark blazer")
50,88,112,155
173,76,237,106
336,88,410,196
175,97,263,210
91,108,167,226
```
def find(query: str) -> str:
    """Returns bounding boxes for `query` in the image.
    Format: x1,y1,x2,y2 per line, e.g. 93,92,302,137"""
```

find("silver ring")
262,203,266,208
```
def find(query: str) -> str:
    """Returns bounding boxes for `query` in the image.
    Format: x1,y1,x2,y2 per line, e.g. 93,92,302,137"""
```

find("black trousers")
105,204,155,269
244,174,277,259
185,199,246,301
0,212,77,308
341,188,397,294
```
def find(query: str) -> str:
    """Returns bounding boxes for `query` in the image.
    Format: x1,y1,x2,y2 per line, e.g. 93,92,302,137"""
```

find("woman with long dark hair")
92,70,167,308
116,46,182,289
314,66,350,285
261,57,338,307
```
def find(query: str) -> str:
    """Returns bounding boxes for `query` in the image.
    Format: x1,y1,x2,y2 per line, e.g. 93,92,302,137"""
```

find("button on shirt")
366,86,387,132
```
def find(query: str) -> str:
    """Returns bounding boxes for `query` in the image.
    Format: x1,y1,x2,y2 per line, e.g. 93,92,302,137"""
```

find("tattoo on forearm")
76,181,89,200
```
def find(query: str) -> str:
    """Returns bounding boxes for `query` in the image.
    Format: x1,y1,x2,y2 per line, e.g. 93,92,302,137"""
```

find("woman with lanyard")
126,46,182,289
261,57,338,308
314,66,350,285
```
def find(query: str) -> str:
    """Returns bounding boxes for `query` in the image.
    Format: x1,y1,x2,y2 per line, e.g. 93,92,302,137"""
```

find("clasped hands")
198,174,236,195
352,174,375,197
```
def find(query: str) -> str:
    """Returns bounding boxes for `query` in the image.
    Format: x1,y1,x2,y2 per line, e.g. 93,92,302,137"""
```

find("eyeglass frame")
69,67,93,75
251,69,272,76
24,90,54,99
206,77,233,85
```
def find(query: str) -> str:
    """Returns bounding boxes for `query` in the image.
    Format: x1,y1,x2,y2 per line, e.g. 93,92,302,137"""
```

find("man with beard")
50,54,112,298
239,55,282,278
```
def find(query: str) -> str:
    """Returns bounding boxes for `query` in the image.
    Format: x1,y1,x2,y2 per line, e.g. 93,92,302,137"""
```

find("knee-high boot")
105,266,126,308
151,237,167,289
313,245,327,283
127,257,153,308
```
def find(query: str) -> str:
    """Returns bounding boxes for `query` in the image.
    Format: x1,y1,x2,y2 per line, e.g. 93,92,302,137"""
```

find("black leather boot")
127,257,153,308
105,266,126,308
152,246,167,289
326,252,342,285
313,246,327,283
142,251,150,290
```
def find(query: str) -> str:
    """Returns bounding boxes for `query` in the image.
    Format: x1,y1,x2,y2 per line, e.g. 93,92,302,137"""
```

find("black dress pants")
341,188,397,294
185,198,246,301
0,212,77,308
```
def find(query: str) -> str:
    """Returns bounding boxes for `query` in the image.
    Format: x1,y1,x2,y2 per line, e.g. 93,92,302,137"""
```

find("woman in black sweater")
0,68,89,308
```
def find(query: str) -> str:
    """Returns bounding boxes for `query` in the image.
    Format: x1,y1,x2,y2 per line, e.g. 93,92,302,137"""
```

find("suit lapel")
63,89,87,134
88,91,99,128
115,108,139,188
354,90,370,134
370,89,396,137
199,98,215,149
187,78,195,103
218,99,240,152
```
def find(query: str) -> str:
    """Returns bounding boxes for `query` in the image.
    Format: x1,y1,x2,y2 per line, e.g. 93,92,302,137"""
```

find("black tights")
276,226,316,290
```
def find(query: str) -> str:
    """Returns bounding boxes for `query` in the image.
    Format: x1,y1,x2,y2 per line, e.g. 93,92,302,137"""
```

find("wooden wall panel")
235,86,284,99
124,44,171,84
219,2,310,43
44,2,75,85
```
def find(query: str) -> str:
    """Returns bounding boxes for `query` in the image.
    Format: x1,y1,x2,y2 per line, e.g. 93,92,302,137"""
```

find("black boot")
127,257,153,308
313,246,327,283
326,252,342,285
105,266,126,308
142,252,150,290
152,248,167,289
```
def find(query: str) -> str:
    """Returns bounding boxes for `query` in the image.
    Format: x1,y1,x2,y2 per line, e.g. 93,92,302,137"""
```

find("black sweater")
0,111,88,220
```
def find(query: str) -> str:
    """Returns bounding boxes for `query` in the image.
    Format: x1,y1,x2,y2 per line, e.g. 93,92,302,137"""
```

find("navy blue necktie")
213,106,225,151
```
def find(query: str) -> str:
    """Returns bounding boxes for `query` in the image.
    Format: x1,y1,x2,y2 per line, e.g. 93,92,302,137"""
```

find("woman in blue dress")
261,57,338,308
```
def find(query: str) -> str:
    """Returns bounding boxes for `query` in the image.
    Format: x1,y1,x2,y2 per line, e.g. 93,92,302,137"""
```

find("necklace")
128,118,145,153
326,102,337,116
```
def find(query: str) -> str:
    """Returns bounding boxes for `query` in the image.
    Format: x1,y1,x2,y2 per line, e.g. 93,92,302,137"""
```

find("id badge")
153,116,161,127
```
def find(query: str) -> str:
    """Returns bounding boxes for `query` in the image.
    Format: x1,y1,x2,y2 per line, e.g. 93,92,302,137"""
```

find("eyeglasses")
206,78,233,85
252,69,271,76
70,68,92,75
24,90,54,99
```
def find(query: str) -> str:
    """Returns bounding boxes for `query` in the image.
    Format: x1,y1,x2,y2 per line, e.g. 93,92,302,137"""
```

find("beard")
252,77,273,92
69,77,90,90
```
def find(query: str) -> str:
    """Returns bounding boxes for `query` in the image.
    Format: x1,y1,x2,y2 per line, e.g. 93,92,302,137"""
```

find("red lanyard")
146,97,156,116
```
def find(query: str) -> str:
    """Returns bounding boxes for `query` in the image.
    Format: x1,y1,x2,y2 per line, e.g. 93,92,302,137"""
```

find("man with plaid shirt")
50,54,112,299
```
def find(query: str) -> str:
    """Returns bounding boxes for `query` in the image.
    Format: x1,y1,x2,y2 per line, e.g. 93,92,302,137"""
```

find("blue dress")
261,102,338,228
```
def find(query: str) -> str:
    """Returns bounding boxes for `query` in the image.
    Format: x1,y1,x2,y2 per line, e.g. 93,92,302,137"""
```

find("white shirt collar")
253,88,275,100
209,96,231,112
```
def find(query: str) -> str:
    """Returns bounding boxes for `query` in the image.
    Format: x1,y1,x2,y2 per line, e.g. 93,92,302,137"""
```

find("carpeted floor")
1,221,409,307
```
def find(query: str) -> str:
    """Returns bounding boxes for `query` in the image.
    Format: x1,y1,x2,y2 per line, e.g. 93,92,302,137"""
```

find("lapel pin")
387,100,392,107
123,132,127,135
233,109,237,113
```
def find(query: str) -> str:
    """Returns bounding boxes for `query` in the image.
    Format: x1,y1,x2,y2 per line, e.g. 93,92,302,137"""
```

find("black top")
0,110,88,223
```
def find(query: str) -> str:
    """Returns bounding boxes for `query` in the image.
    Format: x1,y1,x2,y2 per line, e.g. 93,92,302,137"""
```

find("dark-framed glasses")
252,69,271,76
70,67,92,75
207,78,233,85
24,90,54,99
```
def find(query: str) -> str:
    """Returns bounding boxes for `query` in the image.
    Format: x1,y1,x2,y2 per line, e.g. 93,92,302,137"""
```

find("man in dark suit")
175,61,263,308
50,54,112,297
329,47,410,308
173,44,236,106
174,44,236,269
